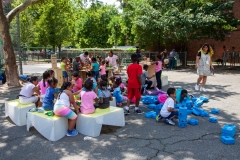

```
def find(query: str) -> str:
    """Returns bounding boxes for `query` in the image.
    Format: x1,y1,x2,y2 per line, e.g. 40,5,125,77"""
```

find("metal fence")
23,50,187,67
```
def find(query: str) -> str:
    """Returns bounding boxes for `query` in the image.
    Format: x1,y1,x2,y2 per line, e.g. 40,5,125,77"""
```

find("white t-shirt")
105,55,118,67
79,54,90,64
160,97,174,117
19,82,35,98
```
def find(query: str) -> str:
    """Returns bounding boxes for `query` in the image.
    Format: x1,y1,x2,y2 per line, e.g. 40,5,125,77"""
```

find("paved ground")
0,65,240,160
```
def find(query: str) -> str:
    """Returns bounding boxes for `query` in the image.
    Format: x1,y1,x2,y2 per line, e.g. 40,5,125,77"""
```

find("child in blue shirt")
113,79,128,107
91,57,100,81
42,77,58,111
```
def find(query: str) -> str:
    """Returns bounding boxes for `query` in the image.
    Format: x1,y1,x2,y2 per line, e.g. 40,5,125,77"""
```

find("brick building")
187,0,240,61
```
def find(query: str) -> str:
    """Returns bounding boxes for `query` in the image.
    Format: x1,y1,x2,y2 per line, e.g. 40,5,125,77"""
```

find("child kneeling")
157,88,178,125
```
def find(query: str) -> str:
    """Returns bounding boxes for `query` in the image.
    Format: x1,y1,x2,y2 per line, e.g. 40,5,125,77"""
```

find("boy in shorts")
124,54,142,114
156,88,178,125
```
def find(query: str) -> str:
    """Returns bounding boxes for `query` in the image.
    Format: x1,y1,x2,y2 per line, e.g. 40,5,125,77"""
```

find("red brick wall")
187,0,240,61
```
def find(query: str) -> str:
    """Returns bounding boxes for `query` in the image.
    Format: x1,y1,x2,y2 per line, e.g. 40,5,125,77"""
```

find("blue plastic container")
194,99,203,108
148,104,156,109
186,100,193,109
145,111,156,118
220,136,235,145
187,110,192,115
187,118,199,126
200,96,209,102
200,111,209,117
209,117,218,123
191,97,197,103
178,122,187,128
175,103,182,109
19,75,28,81
211,108,219,114
178,106,187,117
155,103,163,116
221,124,236,137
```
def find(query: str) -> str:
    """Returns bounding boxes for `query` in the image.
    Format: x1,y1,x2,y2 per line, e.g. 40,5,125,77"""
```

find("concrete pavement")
0,66,240,160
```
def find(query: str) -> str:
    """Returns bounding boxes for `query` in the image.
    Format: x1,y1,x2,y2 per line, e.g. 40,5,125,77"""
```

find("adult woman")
136,47,141,64
195,43,214,92
105,50,119,75
168,49,176,70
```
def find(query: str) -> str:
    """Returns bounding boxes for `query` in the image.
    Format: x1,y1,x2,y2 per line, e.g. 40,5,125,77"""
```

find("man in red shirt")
125,54,143,114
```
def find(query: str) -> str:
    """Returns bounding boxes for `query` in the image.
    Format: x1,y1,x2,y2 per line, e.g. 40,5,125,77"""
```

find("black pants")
156,70,162,89
141,80,153,94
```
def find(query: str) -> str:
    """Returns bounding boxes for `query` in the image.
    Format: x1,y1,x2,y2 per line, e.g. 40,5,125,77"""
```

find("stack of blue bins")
220,124,236,145
178,106,187,128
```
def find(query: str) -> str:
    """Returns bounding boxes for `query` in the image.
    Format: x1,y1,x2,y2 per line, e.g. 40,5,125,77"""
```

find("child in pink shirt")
152,54,162,89
71,71,82,92
99,60,106,80
80,79,98,114
38,71,50,102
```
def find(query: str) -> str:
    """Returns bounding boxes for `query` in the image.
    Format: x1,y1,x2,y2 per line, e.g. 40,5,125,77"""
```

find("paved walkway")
0,67,239,160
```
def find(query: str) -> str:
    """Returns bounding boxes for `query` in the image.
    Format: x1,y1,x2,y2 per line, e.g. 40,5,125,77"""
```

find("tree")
75,3,119,48
124,0,239,47
0,0,45,86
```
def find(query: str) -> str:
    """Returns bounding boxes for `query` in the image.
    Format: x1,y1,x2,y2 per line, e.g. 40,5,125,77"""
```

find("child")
176,88,192,104
108,76,116,92
141,64,155,94
19,76,40,107
91,57,100,81
97,80,112,109
152,54,162,89
42,77,58,111
80,79,98,114
47,70,55,78
38,71,50,103
113,79,128,107
157,88,178,125
60,57,68,82
71,71,82,92
125,54,142,114
86,71,97,84
115,76,125,92
54,82,79,136
100,60,106,80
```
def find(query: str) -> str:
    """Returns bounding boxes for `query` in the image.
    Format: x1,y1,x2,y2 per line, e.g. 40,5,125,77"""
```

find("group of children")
18,52,182,137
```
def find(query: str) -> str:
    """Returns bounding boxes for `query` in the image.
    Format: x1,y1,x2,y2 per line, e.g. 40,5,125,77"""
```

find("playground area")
0,67,239,160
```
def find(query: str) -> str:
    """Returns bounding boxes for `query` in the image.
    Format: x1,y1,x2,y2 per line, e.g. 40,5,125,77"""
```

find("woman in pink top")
71,72,82,92
38,71,50,102
99,60,106,80
152,54,163,89
80,79,98,114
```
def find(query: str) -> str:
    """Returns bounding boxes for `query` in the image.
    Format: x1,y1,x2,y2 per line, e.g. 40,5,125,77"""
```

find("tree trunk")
58,45,61,59
0,5,20,86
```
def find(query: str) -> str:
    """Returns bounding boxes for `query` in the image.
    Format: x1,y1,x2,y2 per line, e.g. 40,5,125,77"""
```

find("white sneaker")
195,84,200,91
200,87,207,92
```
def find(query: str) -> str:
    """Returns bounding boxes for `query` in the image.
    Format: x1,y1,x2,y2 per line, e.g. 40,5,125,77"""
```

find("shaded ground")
0,66,240,160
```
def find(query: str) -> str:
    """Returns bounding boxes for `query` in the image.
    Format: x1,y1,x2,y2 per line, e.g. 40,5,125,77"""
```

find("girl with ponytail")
53,82,79,137
19,76,40,107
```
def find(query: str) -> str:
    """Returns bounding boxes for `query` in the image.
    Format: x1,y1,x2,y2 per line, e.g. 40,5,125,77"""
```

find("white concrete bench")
5,99,35,126
150,75,168,87
109,97,116,107
27,112,68,141
76,106,125,137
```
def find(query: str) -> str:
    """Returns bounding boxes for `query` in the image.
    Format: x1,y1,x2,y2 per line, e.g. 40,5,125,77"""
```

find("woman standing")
195,43,214,92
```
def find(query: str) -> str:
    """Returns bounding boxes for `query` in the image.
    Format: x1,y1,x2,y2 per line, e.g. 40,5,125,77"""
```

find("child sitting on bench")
113,78,128,107
42,77,58,111
19,76,40,107
157,88,178,125
38,71,50,103
54,82,79,137
80,79,98,114
97,80,112,109
71,71,82,93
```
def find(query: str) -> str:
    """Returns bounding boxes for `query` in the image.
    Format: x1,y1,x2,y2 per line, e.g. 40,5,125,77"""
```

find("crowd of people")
17,43,215,136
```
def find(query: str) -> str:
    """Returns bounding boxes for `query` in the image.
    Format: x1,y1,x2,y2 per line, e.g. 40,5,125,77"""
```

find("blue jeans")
168,57,175,69
156,70,162,89
93,71,99,81
166,111,178,119
62,71,68,78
